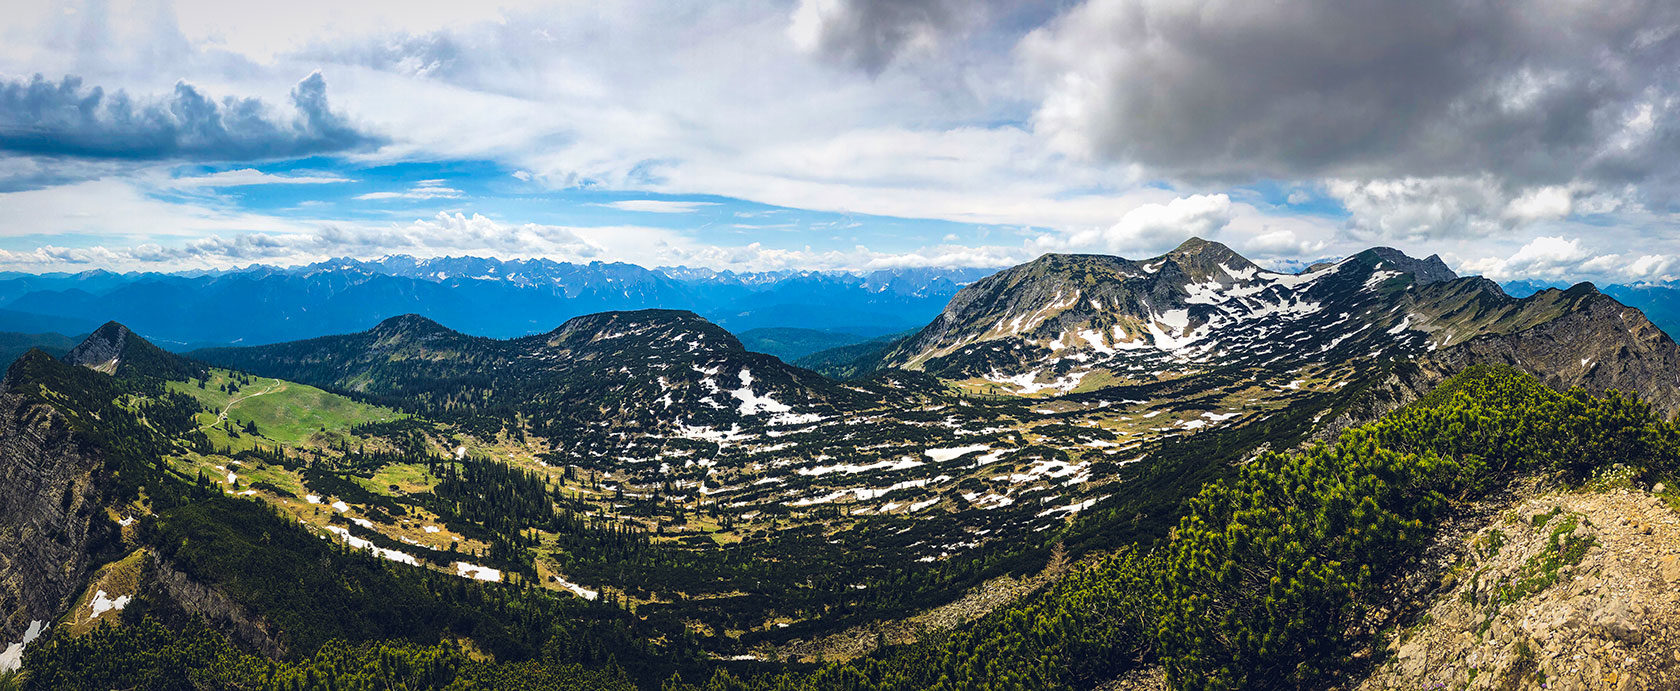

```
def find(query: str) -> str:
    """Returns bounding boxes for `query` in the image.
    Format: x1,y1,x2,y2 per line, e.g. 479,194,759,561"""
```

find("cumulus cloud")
1462,235,1679,283
0,72,381,161
1046,194,1234,255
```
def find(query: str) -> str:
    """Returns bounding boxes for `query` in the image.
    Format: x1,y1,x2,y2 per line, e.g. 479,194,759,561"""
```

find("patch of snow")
455,562,502,582
324,525,419,566
550,574,598,600
1037,495,1108,518
423,525,441,533
331,500,349,513
306,494,322,504
88,590,131,619
1364,269,1401,290
925,445,990,463
0,620,46,672
798,457,923,477
730,368,793,416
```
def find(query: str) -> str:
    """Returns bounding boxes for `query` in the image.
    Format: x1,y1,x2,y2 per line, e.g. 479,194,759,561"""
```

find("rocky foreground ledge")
1359,473,1680,691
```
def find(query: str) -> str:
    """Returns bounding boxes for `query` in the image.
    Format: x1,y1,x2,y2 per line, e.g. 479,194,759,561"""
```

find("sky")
0,0,1676,283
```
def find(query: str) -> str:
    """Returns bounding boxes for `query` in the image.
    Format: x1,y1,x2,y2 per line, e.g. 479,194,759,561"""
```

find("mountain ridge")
863,239,1680,416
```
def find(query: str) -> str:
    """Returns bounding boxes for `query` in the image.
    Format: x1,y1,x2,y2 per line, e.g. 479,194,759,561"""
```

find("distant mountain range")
0,257,997,349
0,255,1675,373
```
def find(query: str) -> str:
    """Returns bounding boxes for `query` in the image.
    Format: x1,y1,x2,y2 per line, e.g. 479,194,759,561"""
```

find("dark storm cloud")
792,0,977,76
0,71,383,161
1026,0,1680,186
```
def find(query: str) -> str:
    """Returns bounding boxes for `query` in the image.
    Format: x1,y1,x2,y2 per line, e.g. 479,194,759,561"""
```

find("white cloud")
1327,176,1507,241
1040,194,1233,255
355,179,463,201
594,200,721,214
170,169,355,187
1502,185,1575,224
1460,235,1680,283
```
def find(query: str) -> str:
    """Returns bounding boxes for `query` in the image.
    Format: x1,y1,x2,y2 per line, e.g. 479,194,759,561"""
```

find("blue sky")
0,0,1676,281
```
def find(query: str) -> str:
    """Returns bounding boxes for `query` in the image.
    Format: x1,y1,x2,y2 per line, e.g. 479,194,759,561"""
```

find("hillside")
736,327,877,361
876,239,1680,415
63,321,206,383
191,310,865,435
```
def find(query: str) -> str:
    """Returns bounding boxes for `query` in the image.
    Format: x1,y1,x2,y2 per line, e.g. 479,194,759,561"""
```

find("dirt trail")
199,381,283,431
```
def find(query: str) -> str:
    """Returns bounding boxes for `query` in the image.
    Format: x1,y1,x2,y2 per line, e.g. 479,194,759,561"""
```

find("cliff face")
144,554,287,658
0,389,107,662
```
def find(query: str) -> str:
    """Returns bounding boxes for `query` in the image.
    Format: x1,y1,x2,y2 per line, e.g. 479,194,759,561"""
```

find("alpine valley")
6,239,1680,691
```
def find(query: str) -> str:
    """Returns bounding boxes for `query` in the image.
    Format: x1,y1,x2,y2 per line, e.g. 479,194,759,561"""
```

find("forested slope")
665,366,1680,690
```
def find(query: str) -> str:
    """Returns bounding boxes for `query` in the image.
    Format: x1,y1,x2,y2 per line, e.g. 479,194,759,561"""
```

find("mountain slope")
191,309,867,437
63,321,207,383
736,327,877,361
876,239,1680,413
0,352,117,668
0,331,77,367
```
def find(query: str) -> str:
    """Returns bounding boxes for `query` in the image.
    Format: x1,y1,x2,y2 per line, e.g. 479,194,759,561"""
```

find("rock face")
1421,287,1680,416
0,385,107,665
64,321,205,382
62,321,134,373
1356,482,1680,690
145,554,287,658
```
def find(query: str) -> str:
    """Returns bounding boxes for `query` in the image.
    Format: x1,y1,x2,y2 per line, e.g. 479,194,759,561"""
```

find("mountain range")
0,257,994,349
4,238,1680,689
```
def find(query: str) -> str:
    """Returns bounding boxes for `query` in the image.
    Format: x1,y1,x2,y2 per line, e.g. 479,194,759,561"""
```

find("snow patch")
550,574,598,600
730,368,793,416
324,525,419,566
455,562,502,582
0,620,46,672
88,589,131,619
925,445,989,463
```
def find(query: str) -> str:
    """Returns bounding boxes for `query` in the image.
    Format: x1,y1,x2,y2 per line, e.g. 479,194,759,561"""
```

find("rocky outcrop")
62,322,132,374
0,389,107,665
144,553,287,658
1356,481,1680,690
